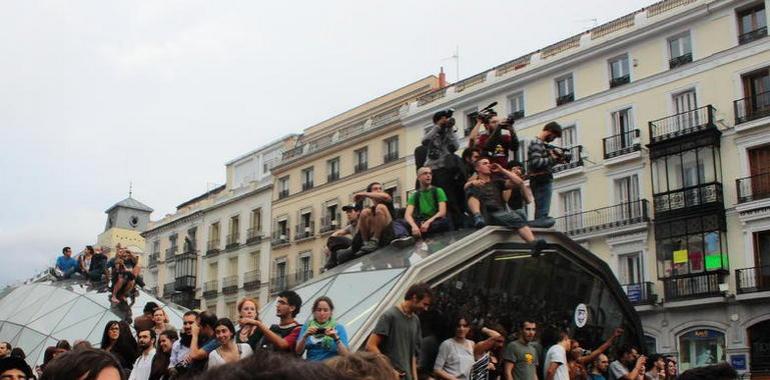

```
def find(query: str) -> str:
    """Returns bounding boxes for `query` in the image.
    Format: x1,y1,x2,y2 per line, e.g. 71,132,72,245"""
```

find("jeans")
532,178,553,220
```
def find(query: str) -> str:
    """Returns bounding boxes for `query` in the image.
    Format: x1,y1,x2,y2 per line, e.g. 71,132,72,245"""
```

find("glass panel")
315,269,404,320
704,232,723,270
337,277,401,337
7,298,47,325
27,287,79,323
292,280,335,325
16,328,46,352
688,233,704,273
36,338,59,365
682,150,699,187
87,311,123,343
27,300,78,336
54,296,105,333
0,323,22,343
0,286,35,320
700,146,716,183
13,285,53,313
55,312,105,345
657,238,674,278
667,155,683,191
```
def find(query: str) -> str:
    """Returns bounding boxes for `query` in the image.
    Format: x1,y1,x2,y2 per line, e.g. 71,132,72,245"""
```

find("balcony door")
754,231,770,289
749,145,770,199
742,68,770,117
615,175,641,222
560,190,582,232
673,90,698,132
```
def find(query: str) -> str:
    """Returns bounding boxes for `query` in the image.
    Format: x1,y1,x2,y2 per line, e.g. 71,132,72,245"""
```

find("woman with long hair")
665,357,678,379
100,320,138,374
151,308,176,338
296,296,349,361
149,330,178,380
433,314,475,380
235,297,263,350
208,318,253,369
78,246,94,275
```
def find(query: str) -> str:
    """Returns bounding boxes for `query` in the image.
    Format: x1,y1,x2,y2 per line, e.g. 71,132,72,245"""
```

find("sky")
0,0,654,285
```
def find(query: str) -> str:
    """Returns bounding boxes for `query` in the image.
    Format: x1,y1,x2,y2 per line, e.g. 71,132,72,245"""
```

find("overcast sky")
0,0,653,285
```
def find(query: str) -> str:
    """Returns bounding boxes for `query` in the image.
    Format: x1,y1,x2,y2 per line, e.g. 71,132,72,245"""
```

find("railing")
454,72,487,93
603,129,641,159
510,110,525,121
734,91,770,125
206,239,220,255
222,276,239,294
278,189,289,199
281,146,304,160
294,221,316,241
170,293,200,310
246,228,263,244
417,87,447,106
174,250,197,291
555,199,649,236
622,282,657,305
302,182,314,191
148,286,158,296
653,182,723,214
271,230,290,248
164,247,178,261
243,270,260,290
669,52,692,69
552,145,584,173
384,152,399,163
737,266,770,294
226,233,240,249
203,280,218,299
556,93,574,106
354,162,368,173
163,282,176,297
295,269,314,285
663,272,722,301
739,26,768,45
610,74,630,88
648,105,715,143
327,173,340,183
736,172,770,203
148,253,159,268
270,275,288,293
320,213,341,234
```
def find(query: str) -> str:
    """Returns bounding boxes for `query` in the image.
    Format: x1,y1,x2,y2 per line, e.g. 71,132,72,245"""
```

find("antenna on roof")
576,18,599,29
442,45,460,82
129,181,133,198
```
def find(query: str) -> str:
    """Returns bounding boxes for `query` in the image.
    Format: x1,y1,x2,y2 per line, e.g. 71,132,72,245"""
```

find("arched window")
679,329,725,370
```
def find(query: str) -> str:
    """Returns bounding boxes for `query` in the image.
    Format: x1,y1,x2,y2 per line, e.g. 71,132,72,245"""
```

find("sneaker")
390,236,415,249
531,239,547,257
359,238,379,253
529,217,555,228
472,214,486,228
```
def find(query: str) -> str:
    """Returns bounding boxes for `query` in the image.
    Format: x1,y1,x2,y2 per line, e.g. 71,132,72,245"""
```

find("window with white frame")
555,125,577,148
618,252,643,284
556,75,574,101
609,55,630,87
668,33,692,62
560,189,583,231
615,174,642,221
508,92,525,119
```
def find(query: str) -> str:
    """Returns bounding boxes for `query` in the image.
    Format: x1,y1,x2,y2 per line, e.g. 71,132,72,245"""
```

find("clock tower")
96,196,153,254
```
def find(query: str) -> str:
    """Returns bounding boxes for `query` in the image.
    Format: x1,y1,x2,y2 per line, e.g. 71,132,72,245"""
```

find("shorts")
488,209,528,229
379,221,396,246
415,217,451,234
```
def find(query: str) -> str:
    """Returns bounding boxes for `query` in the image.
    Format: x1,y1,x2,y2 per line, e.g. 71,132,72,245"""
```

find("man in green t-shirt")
404,167,451,239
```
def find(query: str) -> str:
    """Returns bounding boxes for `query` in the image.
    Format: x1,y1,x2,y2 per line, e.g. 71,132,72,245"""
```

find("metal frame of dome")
0,277,187,368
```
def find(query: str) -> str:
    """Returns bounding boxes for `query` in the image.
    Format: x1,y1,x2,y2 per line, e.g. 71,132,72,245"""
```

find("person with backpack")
402,167,451,240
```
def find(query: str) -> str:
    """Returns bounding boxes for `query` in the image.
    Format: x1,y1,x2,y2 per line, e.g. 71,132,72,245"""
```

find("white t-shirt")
543,344,569,380
128,349,156,380
207,343,253,369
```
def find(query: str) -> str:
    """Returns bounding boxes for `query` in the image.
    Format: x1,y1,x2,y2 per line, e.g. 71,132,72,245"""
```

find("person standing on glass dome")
296,296,350,361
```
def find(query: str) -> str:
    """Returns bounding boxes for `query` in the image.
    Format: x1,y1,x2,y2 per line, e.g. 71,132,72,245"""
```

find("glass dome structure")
0,278,186,368
260,227,645,350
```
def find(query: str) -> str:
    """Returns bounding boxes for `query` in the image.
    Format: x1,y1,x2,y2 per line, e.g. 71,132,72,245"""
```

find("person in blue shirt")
55,247,78,279
296,296,349,361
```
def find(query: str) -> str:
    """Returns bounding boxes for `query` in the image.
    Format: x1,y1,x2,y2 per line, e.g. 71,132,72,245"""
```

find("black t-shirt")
258,323,302,352
507,188,524,210
476,180,507,212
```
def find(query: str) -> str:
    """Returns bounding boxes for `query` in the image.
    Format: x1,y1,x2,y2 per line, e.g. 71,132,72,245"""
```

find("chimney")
438,66,447,88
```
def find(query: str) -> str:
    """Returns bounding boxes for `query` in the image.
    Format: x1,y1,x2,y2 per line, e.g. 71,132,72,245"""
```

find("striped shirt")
527,137,556,179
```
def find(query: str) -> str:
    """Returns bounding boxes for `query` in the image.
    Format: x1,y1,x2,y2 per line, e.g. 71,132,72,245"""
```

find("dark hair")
366,182,381,192
138,328,156,342
618,344,638,357
9,347,25,359
199,349,355,380
404,282,433,301
313,296,334,312
55,340,71,350
73,341,92,351
183,310,199,319
508,160,524,169
0,342,9,350
541,325,571,349
41,348,127,380
199,311,218,329
543,121,562,137
326,352,398,380
0,357,34,379
646,354,664,371
62,246,71,254
160,330,178,343
100,321,137,366
214,318,236,338
143,302,160,314
678,362,737,380
85,246,95,255
462,147,481,162
277,290,303,317
519,319,537,331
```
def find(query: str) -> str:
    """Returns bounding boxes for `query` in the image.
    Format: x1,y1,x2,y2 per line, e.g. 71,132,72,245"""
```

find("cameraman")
421,110,463,228
468,112,519,168
527,121,563,228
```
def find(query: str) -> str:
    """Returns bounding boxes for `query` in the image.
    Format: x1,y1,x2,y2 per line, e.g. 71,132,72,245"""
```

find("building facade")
400,0,770,373
97,197,153,254
267,76,440,294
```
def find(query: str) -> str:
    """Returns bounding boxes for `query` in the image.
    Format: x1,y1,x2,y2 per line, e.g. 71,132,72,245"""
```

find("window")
668,33,692,68
249,208,262,235
184,227,197,252
609,56,630,87
384,137,399,163
169,234,178,249
655,217,727,278
679,330,725,371
227,216,240,246
207,262,218,281
226,301,237,321
152,240,160,254
614,175,641,221
560,189,582,231
327,158,340,182
555,75,574,105
354,148,368,173
323,203,339,231
610,108,635,153
464,108,479,137
555,125,577,148
618,252,642,284
301,167,314,191
299,212,313,238
508,92,525,120
671,89,699,132
278,176,290,199
650,146,719,198
277,220,288,239
299,256,312,282
737,4,767,44
228,257,238,277
275,261,287,288
249,251,260,271
208,222,220,251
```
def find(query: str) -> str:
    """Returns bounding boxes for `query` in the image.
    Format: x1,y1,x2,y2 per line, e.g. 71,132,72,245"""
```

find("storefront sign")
574,303,588,328
730,354,747,370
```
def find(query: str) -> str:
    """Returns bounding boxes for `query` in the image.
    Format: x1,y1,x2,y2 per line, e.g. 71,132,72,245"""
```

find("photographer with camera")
527,121,564,228
421,109,463,228
468,109,519,169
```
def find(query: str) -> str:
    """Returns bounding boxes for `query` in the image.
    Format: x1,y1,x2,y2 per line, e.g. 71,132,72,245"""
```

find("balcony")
148,253,159,268
622,282,657,305
271,231,290,248
555,199,650,237
648,105,715,144
163,282,176,297
669,53,692,69
170,293,200,310
320,214,341,234
222,276,239,295
206,239,220,255
302,182,314,191
295,269,314,285
225,233,240,250
737,172,770,204
327,173,340,183
653,182,723,215
736,266,770,294
384,152,399,163
609,74,630,88
270,274,288,293
164,246,178,261
243,270,261,291
174,250,197,291
278,189,289,199
203,280,218,299
739,26,768,45
246,228,263,244
603,129,641,159
663,272,723,301
294,221,316,241
354,162,368,173
556,93,574,106
734,91,770,125
552,145,584,174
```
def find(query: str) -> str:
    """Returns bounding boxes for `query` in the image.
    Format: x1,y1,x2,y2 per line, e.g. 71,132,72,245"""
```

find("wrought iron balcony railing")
648,105,715,143
663,272,722,301
246,228,263,244
203,280,218,299
603,129,641,159
327,173,340,183
270,275,288,293
295,269,314,285
552,145,584,173
320,214,341,234
610,74,630,88
294,221,316,241
243,270,261,290
653,182,723,215
739,26,768,45
622,282,657,305
222,276,239,294
226,233,240,249
271,231,290,248
206,239,220,255
302,182,314,191
737,172,770,204
278,189,289,199
668,52,692,69
734,90,770,125
384,152,399,163
148,253,159,268
354,162,368,173
555,199,649,236
736,266,770,294
163,282,176,296
556,93,574,106
164,247,178,261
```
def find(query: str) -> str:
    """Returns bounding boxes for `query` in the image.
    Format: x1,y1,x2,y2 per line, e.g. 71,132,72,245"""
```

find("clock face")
129,216,139,228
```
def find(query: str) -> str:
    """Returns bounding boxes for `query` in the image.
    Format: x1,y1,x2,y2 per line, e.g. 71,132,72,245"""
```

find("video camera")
545,144,573,163
434,108,456,130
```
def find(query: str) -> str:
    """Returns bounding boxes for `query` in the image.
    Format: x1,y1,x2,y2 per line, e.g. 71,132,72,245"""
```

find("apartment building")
400,0,770,373
267,76,440,294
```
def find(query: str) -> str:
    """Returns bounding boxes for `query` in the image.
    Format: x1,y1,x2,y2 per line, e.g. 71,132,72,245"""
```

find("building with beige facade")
267,76,440,294
399,0,770,373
